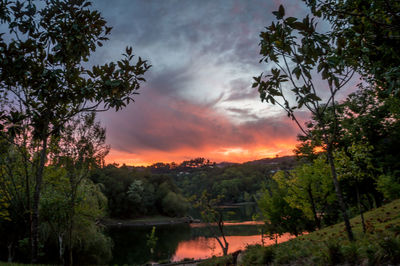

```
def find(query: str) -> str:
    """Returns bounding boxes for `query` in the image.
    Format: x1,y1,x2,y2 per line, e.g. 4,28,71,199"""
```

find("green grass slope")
204,199,400,265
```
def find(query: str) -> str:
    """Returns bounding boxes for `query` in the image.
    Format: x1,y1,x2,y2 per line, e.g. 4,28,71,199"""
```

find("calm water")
107,205,294,265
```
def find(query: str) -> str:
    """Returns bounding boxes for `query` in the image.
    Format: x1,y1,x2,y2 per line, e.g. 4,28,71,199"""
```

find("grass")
202,199,400,265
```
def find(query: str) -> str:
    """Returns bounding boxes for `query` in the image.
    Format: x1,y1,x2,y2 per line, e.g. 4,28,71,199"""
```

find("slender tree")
48,112,109,265
253,5,355,240
194,191,229,256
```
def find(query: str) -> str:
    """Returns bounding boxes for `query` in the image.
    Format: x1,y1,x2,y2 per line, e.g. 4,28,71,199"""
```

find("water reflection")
107,204,292,264
108,223,295,264
171,233,294,262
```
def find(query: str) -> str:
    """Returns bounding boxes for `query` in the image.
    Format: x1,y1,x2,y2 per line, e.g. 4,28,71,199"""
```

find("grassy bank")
201,199,400,265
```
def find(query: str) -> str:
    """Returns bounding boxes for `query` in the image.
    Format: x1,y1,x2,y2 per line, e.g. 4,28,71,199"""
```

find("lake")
106,204,295,265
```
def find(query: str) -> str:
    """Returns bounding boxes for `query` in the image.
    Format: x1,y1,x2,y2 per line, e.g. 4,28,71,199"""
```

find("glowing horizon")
104,141,299,167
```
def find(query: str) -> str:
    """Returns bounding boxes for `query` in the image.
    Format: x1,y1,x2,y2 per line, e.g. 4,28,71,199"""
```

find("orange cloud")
105,140,299,166
101,85,305,166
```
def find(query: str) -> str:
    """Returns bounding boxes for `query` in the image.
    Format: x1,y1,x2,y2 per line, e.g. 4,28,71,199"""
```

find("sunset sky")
88,0,353,166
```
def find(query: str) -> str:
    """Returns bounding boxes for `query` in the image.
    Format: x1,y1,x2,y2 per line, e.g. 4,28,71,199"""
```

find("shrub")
341,242,360,265
199,255,233,266
378,236,400,264
240,245,275,265
324,241,344,265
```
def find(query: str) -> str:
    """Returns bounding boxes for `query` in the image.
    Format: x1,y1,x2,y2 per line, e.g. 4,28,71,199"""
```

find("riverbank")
197,199,400,265
100,215,200,227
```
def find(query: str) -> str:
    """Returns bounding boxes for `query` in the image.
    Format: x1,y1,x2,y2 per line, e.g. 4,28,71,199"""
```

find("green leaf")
292,66,301,79
285,17,297,25
278,5,285,18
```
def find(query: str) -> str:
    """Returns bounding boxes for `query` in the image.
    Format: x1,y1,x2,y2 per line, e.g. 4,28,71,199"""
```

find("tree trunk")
23,152,33,257
31,135,48,263
326,146,354,241
355,182,366,233
217,215,229,255
7,242,13,262
261,228,265,246
58,234,65,265
307,185,321,229
68,191,75,266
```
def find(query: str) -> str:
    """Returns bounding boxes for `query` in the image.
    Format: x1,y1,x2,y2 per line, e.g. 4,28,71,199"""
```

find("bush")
341,242,360,265
162,191,190,217
378,236,400,264
199,255,233,266
377,174,400,200
324,241,344,265
239,245,275,265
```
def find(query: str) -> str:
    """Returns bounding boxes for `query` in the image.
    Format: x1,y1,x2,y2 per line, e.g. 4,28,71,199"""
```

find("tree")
335,143,375,233
304,0,400,96
40,169,111,265
0,140,33,262
253,5,355,240
273,155,336,229
193,191,229,256
339,86,400,198
0,0,150,261
48,112,110,265
258,179,312,240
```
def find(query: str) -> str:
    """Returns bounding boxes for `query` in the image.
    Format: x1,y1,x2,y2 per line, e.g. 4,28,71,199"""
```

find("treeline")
172,157,296,203
89,165,190,218
86,157,294,220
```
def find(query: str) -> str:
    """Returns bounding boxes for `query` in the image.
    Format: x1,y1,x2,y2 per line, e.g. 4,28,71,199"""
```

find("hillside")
201,199,400,265
244,155,296,166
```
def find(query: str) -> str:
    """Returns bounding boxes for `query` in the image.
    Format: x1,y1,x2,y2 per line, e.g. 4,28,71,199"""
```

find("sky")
86,0,330,166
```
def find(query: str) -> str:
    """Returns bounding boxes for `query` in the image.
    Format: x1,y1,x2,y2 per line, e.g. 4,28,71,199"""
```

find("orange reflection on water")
171,233,295,262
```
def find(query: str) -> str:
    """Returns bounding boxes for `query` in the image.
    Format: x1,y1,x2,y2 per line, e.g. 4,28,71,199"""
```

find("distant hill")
214,155,297,169
244,155,296,166
215,161,239,168
129,155,297,173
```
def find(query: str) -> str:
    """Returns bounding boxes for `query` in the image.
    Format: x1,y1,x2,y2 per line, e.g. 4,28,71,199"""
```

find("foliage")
193,191,229,255
258,179,313,238
239,244,275,266
173,161,293,204
146,226,158,254
240,199,400,265
40,170,111,264
253,3,356,240
0,141,32,262
377,174,400,200
305,0,400,96
0,0,150,261
161,191,189,217
336,86,400,202
198,254,233,266
273,155,336,228
90,166,189,218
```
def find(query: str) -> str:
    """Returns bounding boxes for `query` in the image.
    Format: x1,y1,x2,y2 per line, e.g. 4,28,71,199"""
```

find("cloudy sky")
87,0,320,166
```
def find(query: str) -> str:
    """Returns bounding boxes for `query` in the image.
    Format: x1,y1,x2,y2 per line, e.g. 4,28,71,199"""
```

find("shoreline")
100,216,200,227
